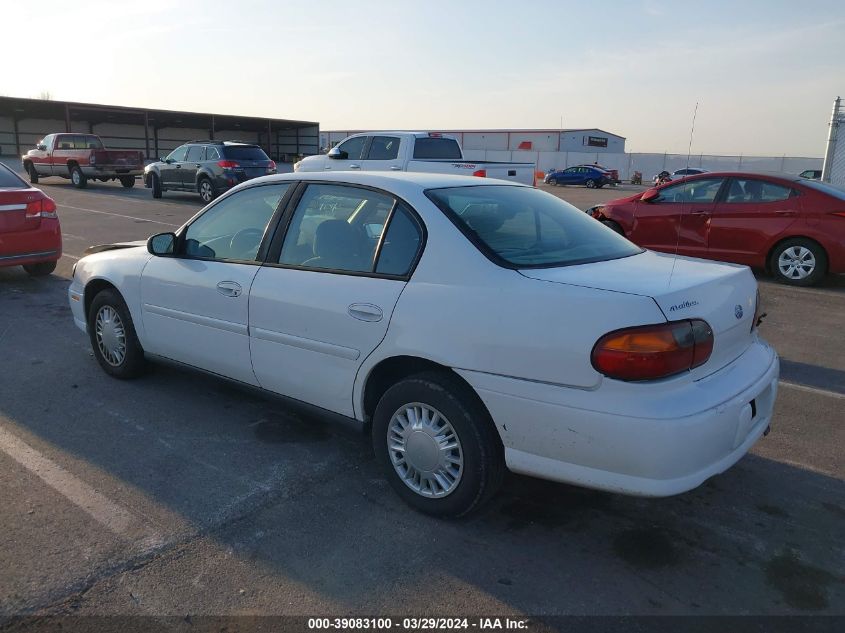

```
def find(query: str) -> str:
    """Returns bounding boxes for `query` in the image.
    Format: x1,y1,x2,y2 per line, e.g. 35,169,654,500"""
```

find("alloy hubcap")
778,246,815,280
387,403,463,498
95,306,127,366
72,171,80,185
201,182,212,201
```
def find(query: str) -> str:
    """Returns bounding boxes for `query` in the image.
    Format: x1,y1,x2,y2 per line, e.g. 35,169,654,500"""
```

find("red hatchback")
0,163,61,276
592,172,845,286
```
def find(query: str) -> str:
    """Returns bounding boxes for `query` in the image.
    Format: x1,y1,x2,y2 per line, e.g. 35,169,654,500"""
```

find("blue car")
545,166,610,188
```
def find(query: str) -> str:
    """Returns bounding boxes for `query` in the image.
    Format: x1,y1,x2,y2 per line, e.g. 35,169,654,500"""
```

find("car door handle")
175,164,181,169
775,210,797,216
349,164,361,169
195,164,202,168
389,165,402,171
216,281,243,297
690,209,710,214
348,303,383,322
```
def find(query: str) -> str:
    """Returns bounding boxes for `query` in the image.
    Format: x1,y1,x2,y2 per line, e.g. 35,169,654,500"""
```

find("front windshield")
426,185,643,268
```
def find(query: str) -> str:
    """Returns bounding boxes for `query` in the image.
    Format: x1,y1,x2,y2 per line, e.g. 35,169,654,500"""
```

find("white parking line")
59,204,179,227
0,425,161,542
62,254,81,260
779,381,845,400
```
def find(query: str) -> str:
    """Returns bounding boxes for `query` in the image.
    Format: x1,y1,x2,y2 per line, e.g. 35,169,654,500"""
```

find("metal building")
0,96,319,163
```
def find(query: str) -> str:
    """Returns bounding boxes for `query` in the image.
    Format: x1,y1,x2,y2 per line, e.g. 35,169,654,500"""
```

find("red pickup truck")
22,133,145,189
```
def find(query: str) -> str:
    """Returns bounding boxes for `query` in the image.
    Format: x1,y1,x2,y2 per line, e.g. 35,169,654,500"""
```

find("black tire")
149,173,162,198
119,176,135,188
769,238,827,287
87,288,146,379
70,165,87,189
26,163,39,184
372,371,504,518
585,179,596,188
23,261,56,277
602,220,625,235
198,177,216,204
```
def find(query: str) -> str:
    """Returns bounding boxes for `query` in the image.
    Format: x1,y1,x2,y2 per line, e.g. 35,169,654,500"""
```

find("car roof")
666,171,805,183
244,171,528,191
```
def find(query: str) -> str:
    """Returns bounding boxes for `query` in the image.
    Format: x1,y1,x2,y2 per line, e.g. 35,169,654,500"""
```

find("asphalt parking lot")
1,170,844,620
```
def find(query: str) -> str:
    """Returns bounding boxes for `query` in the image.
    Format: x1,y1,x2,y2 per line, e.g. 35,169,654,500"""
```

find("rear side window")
205,146,220,160
366,136,400,160
427,185,642,268
724,179,792,203
0,163,27,188
80,135,103,149
223,145,270,161
376,206,422,275
186,146,204,162
412,137,462,160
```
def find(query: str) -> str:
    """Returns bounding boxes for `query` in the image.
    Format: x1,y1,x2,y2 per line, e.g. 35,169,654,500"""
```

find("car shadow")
0,271,844,616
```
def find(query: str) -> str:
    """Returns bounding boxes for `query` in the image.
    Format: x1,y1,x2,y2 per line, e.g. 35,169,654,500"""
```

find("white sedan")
68,172,779,517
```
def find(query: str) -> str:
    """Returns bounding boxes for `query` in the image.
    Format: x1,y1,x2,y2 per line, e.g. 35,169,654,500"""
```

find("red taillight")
831,212,845,219
25,197,58,219
267,160,277,171
591,319,714,381
217,160,240,169
472,169,487,177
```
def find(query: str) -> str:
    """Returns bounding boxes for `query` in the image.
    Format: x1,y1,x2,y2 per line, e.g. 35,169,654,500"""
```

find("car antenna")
668,102,699,289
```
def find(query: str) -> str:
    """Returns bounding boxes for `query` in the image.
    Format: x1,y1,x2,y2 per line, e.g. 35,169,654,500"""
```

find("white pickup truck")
294,132,536,185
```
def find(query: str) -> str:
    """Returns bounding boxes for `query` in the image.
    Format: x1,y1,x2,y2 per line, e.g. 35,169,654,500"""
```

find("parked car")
144,141,277,203
652,167,708,185
69,172,778,517
799,169,822,180
545,165,611,188
576,163,619,183
21,134,144,189
0,162,61,276
591,172,845,286
295,132,536,185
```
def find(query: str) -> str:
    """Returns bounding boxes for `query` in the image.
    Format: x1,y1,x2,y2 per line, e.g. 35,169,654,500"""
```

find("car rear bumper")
457,340,779,496
0,221,62,268
82,166,143,177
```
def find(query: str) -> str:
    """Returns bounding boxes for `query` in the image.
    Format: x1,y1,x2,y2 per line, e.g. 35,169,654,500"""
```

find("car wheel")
23,261,56,277
549,178,558,186
769,238,827,287
119,176,135,188
585,179,596,188
601,220,625,236
87,289,146,379
149,173,163,199
198,178,216,204
372,371,504,518
27,163,39,184
71,166,87,189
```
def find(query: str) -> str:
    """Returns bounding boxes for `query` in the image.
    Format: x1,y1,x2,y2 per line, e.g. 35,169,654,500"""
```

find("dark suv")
144,141,276,202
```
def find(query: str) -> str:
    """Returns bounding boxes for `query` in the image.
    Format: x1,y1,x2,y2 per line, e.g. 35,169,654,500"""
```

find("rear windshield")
222,145,270,161
0,164,27,188
413,137,463,160
426,185,643,268
801,179,845,201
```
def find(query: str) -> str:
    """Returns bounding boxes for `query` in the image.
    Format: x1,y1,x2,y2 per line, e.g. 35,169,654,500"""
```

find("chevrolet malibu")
68,172,779,516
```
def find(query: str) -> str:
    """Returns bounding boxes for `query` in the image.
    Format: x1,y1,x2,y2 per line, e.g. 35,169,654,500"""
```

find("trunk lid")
519,250,759,377
0,189,41,234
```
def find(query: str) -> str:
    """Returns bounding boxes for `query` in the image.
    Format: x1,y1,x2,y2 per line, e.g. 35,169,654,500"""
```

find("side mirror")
37,144,47,151
640,188,660,203
327,147,347,160
147,232,176,256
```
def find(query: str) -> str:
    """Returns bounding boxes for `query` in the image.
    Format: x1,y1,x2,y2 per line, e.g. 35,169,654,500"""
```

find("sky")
3,0,843,156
